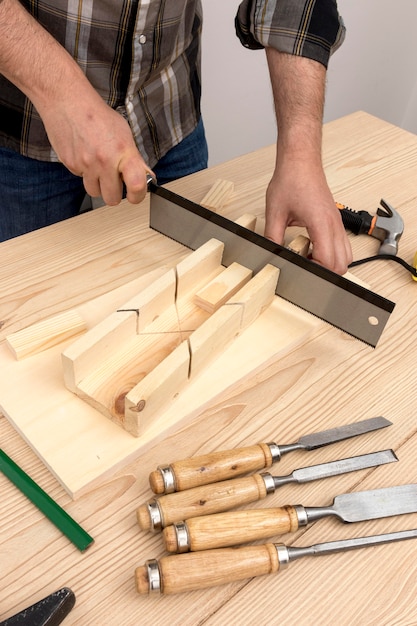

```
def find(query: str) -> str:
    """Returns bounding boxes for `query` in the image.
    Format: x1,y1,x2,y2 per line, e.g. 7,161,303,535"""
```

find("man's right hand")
0,0,152,207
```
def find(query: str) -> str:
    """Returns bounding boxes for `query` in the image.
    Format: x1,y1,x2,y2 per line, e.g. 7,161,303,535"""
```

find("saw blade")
149,183,395,347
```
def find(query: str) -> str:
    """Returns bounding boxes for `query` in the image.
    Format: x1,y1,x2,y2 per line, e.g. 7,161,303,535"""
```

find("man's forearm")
265,47,326,164
0,0,95,113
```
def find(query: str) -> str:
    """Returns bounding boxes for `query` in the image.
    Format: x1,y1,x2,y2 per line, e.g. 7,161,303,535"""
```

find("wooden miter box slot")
61,238,280,437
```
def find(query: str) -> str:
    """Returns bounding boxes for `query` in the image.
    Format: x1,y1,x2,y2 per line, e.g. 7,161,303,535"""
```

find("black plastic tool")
0,587,75,626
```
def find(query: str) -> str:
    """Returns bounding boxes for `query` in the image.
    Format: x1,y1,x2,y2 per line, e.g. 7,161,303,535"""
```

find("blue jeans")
0,118,208,241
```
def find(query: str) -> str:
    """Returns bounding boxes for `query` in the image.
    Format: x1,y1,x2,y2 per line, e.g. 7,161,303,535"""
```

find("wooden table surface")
1,111,417,625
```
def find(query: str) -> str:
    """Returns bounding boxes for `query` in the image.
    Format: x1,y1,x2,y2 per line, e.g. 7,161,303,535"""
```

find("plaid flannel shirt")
0,0,345,166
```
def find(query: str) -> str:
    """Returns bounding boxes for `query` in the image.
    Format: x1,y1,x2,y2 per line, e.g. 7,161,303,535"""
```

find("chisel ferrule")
145,559,162,593
261,472,276,494
173,522,190,553
147,500,163,532
267,442,281,463
294,505,308,527
275,544,291,569
156,465,176,494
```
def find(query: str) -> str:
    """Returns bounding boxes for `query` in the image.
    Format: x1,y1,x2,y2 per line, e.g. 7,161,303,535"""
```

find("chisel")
163,483,417,552
137,449,397,531
149,416,392,494
136,528,417,594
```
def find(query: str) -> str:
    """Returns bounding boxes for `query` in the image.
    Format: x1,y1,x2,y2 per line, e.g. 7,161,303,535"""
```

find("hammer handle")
137,474,269,530
149,444,274,493
338,205,374,235
136,543,280,594
163,506,299,552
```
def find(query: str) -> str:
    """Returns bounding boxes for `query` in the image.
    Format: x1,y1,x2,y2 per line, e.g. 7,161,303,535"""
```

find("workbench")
1,111,417,624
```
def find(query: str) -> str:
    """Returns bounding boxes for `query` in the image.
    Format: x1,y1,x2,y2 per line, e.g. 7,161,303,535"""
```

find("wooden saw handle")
137,474,270,531
163,505,299,552
136,543,280,594
149,443,274,493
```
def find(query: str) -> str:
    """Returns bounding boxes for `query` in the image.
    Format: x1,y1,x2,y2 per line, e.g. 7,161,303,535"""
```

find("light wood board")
0,268,320,498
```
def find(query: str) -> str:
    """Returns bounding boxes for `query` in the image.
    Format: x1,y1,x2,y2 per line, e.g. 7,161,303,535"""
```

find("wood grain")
2,113,417,625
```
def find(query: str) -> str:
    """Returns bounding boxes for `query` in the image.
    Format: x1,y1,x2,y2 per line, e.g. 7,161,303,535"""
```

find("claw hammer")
337,198,404,255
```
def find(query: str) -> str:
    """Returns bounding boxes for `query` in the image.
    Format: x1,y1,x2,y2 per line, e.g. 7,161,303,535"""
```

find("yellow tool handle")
163,505,299,552
136,543,280,594
149,443,274,493
137,473,269,531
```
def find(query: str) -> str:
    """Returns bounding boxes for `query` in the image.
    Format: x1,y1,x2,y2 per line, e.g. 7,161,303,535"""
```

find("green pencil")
0,448,94,552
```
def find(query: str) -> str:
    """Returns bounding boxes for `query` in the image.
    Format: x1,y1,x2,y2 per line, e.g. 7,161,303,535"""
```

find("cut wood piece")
200,179,234,211
234,213,257,230
124,341,191,437
175,238,224,300
61,309,137,392
61,270,178,393
117,268,177,333
287,234,311,257
188,304,243,378
6,310,86,360
193,262,253,313
229,264,280,328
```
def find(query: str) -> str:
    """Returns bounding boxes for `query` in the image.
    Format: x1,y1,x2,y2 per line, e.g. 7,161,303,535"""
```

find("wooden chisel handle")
149,444,275,493
163,505,301,552
137,473,270,531
136,543,280,594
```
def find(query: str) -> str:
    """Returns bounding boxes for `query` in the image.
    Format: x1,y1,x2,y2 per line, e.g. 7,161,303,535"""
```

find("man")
0,0,352,274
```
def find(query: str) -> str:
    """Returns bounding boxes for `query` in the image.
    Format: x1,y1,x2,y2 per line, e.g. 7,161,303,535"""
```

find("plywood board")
0,268,320,499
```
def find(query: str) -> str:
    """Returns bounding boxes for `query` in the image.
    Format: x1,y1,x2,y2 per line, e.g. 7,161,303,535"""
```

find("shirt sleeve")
235,0,346,68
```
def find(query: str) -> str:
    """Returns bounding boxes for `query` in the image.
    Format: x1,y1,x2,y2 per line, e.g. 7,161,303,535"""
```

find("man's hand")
0,0,152,206
41,94,152,206
265,48,352,274
265,156,352,275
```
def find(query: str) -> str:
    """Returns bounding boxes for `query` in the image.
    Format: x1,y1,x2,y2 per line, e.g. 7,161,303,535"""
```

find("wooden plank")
200,179,234,211
124,340,191,436
5,310,86,360
61,309,137,392
176,238,224,299
234,213,257,230
193,262,253,313
287,234,311,257
229,264,280,328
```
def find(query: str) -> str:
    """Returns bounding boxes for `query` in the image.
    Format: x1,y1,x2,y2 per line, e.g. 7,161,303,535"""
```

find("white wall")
201,1,417,166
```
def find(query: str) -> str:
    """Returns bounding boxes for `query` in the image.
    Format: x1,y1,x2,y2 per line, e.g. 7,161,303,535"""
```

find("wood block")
189,304,243,378
234,213,257,230
6,310,86,360
124,341,191,437
229,264,280,328
176,239,224,300
118,269,177,333
61,310,137,392
287,234,311,257
194,263,253,313
200,179,234,211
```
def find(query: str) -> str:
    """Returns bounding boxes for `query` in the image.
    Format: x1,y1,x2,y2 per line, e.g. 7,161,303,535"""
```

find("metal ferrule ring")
276,544,290,569
158,465,176,494
267,442,281,463
261,472,276,494
148,500,163,532
174,522,190,553
146,559,161,593
294,505,308,527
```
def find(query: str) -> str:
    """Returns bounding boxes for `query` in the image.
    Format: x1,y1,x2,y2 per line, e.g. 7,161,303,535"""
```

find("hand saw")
148,182,395,347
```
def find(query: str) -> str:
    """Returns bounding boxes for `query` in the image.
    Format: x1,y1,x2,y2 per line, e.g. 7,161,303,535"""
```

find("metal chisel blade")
289,416,392,452
149,183,395,346
276,449,398,488
285,528,417,563
328,483,417,523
